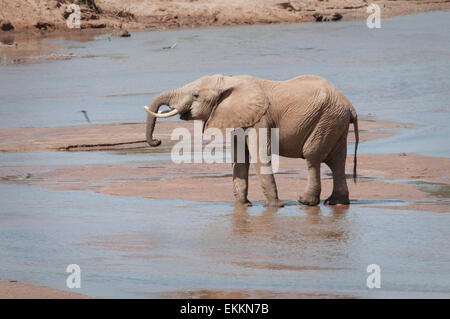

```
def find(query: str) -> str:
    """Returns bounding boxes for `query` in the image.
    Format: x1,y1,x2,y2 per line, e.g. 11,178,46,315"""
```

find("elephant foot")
265,199,284,208
298,193,320,206
234,199,252,207
324,194,349,205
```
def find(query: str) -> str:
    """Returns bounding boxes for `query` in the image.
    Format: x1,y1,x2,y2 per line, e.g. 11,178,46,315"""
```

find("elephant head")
144,74,269,146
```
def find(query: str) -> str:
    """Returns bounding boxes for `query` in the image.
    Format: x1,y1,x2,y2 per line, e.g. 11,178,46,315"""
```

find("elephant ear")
204,77,269,132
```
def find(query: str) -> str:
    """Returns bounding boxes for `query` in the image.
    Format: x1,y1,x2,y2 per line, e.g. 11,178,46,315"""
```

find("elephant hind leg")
298,159,321,206
324,135,349,205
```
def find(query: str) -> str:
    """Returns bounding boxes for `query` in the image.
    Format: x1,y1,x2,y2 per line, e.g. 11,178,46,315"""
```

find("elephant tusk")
144,106,179,118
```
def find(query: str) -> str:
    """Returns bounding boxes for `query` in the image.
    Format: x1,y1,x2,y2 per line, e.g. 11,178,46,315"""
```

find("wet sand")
0,280,89,299
17,153,447,214
0,119,409,152
1,0,449,35
0,120,448,214
160,289,354,299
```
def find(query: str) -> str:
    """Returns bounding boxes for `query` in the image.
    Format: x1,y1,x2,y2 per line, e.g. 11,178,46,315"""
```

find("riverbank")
0,280,89,299
1,0,449,37
0,119,408,152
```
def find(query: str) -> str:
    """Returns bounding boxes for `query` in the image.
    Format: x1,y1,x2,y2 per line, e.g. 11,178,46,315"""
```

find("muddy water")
0,12,449,298
0,183,449,298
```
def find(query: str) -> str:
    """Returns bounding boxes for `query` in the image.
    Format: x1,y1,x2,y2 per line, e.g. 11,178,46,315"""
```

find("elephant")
144,74,359,207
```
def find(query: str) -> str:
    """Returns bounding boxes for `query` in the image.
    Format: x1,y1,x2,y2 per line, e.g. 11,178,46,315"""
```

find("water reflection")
228,203,351,271
231,204,349,237
0,182,449,298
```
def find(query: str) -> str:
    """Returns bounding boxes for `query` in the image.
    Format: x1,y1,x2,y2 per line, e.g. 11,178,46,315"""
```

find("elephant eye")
193,93,199,99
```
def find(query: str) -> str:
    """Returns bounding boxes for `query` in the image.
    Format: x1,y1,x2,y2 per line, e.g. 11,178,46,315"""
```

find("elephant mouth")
180,110,193,120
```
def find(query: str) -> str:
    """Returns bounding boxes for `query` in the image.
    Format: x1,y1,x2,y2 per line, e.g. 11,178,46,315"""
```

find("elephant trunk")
145,91,174,147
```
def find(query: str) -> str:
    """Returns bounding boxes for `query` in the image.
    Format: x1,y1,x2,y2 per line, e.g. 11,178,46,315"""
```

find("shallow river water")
1,11,449,155
0,12,449,298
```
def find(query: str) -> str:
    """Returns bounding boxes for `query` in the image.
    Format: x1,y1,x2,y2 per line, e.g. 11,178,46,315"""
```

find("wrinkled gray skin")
146,74,359,207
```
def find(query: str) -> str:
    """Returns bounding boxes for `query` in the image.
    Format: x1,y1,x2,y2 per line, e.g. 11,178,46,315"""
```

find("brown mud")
1,0,449,37
0,280,90,299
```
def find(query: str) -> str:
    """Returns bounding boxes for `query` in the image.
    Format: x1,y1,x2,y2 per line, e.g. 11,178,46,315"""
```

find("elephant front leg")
232,162,251,207
247,127,283,208
232,142,251,207
254,161,284,208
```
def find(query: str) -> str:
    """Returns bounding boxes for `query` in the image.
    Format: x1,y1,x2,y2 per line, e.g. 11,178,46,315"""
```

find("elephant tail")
350,109,359,183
